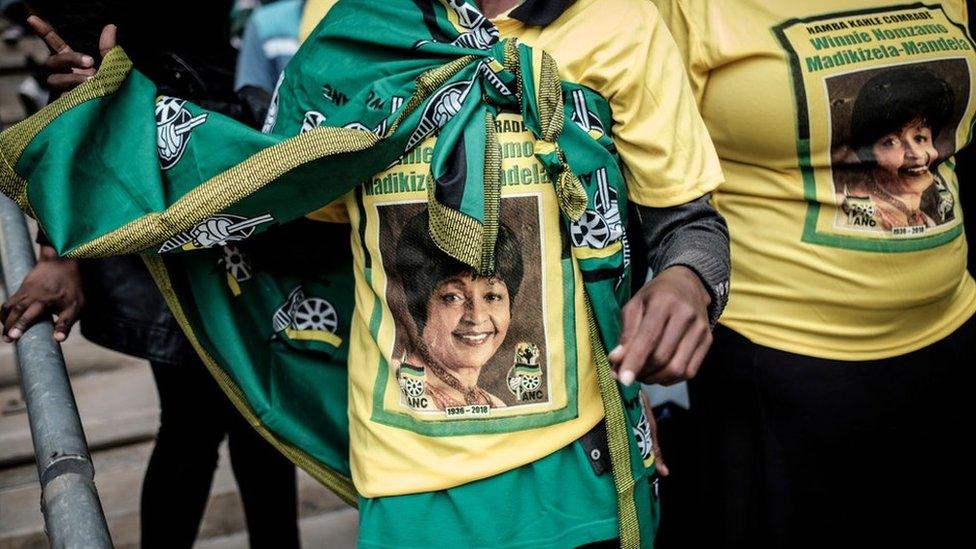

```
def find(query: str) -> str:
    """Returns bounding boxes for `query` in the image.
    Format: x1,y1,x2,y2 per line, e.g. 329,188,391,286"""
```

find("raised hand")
26,15,117,90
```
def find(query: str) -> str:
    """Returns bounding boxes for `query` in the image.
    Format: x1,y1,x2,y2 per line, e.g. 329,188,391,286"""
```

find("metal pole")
0,195,113,549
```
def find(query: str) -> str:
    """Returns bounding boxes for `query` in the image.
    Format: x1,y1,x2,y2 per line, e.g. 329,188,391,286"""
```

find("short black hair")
395,210,524,333
850,66,954,162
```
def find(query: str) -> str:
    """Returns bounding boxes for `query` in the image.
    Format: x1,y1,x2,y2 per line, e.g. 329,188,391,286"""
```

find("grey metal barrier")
0,195,114,548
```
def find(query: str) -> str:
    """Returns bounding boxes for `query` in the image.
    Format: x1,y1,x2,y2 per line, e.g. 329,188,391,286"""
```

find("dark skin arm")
1,18,117,343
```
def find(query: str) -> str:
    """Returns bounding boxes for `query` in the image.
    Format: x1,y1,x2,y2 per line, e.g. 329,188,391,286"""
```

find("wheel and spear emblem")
570,168,623,249
156,96,209,170
157,213,275,253
272,287,340,335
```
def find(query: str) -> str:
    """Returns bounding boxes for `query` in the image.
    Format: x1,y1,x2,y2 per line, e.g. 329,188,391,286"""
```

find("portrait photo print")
377,195,551,416
827,58,969,234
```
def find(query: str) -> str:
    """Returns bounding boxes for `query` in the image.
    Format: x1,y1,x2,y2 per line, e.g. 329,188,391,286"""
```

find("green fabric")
0,0,654,545
358,442,658,549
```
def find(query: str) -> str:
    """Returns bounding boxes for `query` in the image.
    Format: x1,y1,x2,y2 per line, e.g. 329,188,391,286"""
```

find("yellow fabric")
309,0,720,497
492,0,723,207
298,0,335,43
653,0,976,360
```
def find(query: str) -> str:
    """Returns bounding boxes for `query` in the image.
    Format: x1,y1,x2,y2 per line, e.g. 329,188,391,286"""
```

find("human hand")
608,265,712,386
26,15,117,91
1,246,85,343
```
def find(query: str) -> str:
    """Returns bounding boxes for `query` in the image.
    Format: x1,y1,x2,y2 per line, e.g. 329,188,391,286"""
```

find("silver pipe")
0,195,113,548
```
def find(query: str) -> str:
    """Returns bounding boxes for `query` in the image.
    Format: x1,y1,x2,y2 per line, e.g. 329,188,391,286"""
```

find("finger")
610,299,645,363
7,302,46,340
3,299,28,339
617,307,668,386
651,313,698,374
654,457,669,477
648,414,671,477
684,332,713,380
98,24,118,57
27,15,72,54
618,299,644,347
53,305,80,342
47,73,91,89
659,321,708,382
640,346,689,385
642,366,685,387
0,302,10,324
45,51,95,71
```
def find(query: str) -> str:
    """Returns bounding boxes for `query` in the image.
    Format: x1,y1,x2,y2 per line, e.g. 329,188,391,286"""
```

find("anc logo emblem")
507,342,543,402
156,96,208,170
398,363,427,399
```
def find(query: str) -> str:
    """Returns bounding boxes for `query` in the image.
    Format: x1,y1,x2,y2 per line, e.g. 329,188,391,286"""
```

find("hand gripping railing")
0,195,113,548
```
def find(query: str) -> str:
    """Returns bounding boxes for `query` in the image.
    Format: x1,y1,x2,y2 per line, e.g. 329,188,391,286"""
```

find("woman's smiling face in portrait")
420,273,511,373
871,119,939,189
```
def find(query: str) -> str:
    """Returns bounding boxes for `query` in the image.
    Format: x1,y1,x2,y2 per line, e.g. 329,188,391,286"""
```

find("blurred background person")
235,0,303,98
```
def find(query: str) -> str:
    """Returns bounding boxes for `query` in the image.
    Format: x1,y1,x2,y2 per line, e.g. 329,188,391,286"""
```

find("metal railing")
0,195,113,548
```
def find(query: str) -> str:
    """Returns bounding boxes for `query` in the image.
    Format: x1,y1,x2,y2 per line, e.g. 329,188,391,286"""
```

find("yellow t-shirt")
305,0,722,497
653,0,976,359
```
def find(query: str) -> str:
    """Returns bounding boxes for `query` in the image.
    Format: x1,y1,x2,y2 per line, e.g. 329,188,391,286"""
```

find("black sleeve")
630,194,730,326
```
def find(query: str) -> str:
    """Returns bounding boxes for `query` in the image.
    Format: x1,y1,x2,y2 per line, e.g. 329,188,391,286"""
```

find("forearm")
634,194,730,326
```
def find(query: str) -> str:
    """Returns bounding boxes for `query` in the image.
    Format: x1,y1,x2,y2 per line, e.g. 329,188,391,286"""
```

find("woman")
839,65,956,229
393,210,523,410
1,1,731,547
651,1,976,547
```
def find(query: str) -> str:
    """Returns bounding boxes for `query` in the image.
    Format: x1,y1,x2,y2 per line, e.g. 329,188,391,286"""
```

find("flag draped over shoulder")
0,1,650,545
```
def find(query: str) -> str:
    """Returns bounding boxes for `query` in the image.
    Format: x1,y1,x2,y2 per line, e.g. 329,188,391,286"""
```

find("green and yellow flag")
0,1,653,545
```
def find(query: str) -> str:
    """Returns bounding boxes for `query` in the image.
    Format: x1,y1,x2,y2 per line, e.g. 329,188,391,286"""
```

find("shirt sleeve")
605,0,722,208
649,0,709,101
634,196,730,326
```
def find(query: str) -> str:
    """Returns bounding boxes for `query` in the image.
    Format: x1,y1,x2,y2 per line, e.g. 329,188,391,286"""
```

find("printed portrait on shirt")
377,196,551,418
827,59,969,235
773,4,975,251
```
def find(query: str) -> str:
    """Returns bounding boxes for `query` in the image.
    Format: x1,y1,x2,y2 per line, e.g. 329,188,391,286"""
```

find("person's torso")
655,0,976,359
301,0,650,497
